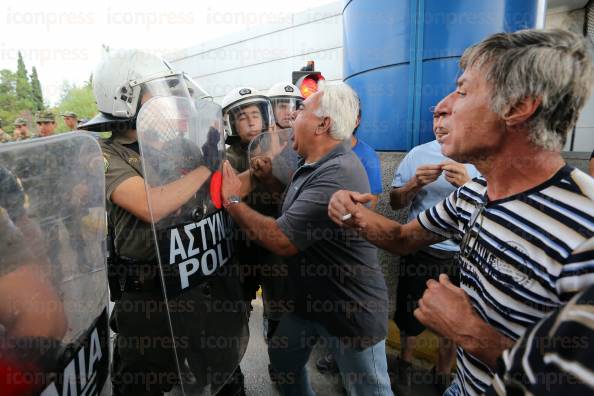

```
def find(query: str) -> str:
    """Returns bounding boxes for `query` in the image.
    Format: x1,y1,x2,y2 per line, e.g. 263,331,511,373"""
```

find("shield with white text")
136,96,249,395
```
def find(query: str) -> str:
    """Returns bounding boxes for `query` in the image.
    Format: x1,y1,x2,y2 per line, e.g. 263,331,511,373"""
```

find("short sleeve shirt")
101,134,155,260
352,139,383,195
392,140,479,251
418,166,594,396
276,141,388,349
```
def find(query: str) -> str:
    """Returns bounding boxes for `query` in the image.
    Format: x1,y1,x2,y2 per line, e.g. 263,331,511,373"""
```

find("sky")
0,0,336,105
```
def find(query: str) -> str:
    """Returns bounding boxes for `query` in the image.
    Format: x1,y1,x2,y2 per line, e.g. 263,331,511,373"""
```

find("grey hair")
314,81,360,141
460,29,594,151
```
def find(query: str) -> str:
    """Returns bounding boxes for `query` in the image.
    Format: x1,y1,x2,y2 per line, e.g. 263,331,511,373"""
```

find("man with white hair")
329,29,594,396
221,81,392,395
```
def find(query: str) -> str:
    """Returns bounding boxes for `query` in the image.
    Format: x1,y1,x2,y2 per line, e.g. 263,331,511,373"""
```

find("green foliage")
0,54,38,134
0,52,95,135
15,52,33,107
30,67,44,112
0,69,19,133
55,83,97,133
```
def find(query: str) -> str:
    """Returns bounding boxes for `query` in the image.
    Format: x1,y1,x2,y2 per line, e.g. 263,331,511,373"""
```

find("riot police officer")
222,86,276,307
267,82,303,130
80,50,249,396
222,87,295,386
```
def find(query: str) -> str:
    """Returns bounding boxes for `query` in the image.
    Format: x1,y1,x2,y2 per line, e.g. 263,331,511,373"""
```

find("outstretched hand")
221,160,242,202
328,190,375,230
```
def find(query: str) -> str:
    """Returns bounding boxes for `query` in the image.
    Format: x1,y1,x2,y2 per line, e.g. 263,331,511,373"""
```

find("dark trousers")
110,290,178,396
110,288,248,396
394,247,458,336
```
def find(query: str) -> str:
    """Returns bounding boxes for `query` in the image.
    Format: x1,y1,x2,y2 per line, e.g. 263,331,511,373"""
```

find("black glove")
202,127,222,172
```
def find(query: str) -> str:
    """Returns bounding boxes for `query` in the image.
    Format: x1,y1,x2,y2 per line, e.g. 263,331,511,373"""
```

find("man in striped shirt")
328,29,594,396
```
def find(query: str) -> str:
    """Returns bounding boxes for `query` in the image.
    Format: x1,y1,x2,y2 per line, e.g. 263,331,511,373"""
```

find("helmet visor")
270,97,302,129
140,74,192,106
226,98,273,143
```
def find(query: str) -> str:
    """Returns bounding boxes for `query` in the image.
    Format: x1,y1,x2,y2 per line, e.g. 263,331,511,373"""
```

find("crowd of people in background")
1,27,594,396
0,110,85,143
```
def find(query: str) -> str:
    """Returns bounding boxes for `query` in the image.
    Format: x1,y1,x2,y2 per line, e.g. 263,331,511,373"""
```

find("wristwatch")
223,195,241,209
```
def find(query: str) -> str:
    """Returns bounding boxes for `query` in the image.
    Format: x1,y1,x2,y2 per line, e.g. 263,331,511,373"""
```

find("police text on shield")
168,210,234,290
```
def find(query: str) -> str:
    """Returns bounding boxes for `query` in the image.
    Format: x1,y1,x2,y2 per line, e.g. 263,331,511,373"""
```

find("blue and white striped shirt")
418,165,594,396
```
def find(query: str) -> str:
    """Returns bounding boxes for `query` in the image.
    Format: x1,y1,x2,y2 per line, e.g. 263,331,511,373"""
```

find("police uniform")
104,133,249,396
101,133,178,396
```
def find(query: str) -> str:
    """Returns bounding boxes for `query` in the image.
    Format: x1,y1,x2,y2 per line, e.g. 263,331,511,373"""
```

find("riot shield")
136,96,249,395
0,133,110,395
248,129,299,186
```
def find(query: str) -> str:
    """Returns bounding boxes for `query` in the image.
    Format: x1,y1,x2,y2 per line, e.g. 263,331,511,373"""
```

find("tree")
0,54,46,133
30,67,44,111
15,52,33,110
0,70,18,129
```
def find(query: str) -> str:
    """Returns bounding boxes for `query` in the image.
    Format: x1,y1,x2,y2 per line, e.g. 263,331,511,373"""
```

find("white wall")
167,0,593,152
166,2,343,103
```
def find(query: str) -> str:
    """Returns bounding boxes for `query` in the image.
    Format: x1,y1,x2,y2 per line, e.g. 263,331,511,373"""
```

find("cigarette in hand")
341,213,352,221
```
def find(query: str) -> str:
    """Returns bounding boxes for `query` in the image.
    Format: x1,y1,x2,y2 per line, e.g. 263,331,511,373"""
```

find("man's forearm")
355,207,441,256
226,202,297,256
457,316,515,370
359,208,404,254
148,166,212,221
390,178,421,209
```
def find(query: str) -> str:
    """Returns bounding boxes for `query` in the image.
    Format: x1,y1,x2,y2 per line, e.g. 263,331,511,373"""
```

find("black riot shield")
136,96,249,395
0,133,110,395
248,129,299,186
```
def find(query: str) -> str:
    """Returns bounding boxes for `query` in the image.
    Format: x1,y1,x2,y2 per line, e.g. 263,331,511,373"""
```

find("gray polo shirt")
276,141,388,349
